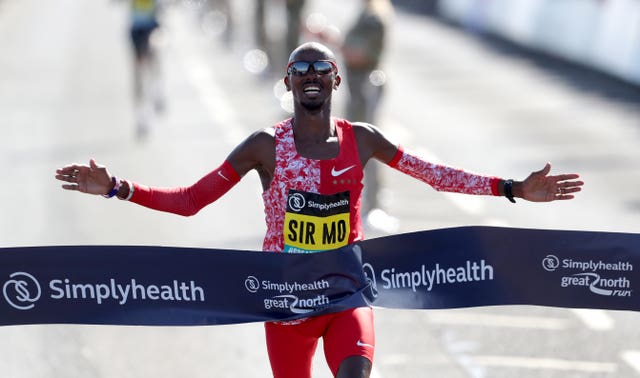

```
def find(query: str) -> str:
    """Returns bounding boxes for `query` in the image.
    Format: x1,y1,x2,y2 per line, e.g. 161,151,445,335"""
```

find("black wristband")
504,179,516,203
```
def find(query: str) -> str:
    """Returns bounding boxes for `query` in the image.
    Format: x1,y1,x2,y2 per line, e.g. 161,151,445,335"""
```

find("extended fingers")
554,182,583,200
550,173,581,182
55,164,86,189
60,183,80,191
56,166,79,178
55,174,76,183
57,162,85,172
556,179,584,190
557,186,582,194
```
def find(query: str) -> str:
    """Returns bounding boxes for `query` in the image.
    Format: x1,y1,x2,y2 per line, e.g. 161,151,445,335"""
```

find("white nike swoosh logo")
331,165,356,177
218,171,230,181
356,340,374,348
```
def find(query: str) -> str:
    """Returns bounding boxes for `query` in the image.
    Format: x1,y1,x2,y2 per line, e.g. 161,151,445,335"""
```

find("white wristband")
122,180,135,201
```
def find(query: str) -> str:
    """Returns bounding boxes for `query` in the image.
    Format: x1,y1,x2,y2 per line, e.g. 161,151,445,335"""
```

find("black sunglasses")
286,60,337,76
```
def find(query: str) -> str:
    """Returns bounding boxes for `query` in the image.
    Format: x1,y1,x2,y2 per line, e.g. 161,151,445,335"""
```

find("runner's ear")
333,74,341,90
284,76,291,91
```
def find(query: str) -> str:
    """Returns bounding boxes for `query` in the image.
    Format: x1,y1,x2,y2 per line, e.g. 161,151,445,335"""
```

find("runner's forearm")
387,147,500,196
128,160,240,216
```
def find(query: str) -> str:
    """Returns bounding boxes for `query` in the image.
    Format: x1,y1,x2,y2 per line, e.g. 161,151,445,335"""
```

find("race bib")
284,190,351,253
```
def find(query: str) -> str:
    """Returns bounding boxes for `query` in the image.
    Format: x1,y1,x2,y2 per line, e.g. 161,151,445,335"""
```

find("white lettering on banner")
543,254,634,298
263,294,330,314
245,276,332,314
49,278,205,305
261,279,330,294
560,273,632,297
562,259,633,272
380,260,494,292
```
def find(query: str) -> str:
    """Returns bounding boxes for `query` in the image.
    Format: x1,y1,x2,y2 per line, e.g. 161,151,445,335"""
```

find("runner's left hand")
521,163,583,202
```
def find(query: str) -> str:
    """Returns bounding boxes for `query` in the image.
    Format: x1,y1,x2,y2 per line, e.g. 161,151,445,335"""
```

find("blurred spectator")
126,0,166,139
254,0,307,71
285,0,306,57
254,0,267,51
341,0,396,232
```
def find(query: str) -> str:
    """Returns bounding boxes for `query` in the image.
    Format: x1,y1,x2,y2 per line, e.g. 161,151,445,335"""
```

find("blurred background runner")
308,0,397,232
126,0,166,139
341,0,396,232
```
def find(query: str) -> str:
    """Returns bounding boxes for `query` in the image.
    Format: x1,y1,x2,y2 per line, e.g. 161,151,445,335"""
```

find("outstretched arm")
55,159,240,216
55,129,274,216
353,123,584,203
388,148,583,203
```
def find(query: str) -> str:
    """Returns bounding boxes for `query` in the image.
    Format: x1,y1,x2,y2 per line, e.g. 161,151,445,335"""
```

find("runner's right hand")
55,159,114,195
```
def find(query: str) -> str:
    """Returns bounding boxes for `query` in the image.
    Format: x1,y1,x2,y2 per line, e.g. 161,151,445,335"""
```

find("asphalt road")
1,0,639,377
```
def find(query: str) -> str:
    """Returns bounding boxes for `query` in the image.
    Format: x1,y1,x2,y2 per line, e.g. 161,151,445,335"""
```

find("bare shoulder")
351,121,384,148
246,127,276,148
351,121,380,138
227,127,276,176
350,121,398,164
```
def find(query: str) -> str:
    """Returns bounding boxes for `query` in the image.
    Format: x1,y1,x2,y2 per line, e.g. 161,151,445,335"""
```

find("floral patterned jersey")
262,118,364,253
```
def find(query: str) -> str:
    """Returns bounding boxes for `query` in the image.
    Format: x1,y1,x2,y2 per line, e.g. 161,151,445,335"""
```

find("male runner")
55,42,584,378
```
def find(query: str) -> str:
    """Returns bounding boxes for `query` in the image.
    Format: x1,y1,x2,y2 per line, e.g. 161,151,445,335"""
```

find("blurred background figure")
285,0,306,57
254,0,307,73
302,0,396,232
341,0,396,232
254,0,268,53
126,0,166,139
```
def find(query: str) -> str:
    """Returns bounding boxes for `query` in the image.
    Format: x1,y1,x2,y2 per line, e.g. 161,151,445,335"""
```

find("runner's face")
285,49,340,111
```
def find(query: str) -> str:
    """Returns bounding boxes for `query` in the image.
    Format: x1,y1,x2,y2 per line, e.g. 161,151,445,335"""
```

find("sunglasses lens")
288,61,335,76
289,62,310,75
313,61,333,75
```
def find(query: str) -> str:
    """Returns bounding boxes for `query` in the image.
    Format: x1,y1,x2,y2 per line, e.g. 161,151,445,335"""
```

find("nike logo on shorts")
218,171,230,181
331,165,355,177
356,340,374,348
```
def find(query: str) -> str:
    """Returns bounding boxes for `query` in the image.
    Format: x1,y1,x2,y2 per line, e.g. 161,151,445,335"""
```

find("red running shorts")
264,307,375,378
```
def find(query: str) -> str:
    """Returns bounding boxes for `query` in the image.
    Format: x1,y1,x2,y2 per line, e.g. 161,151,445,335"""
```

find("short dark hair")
288,42,337,65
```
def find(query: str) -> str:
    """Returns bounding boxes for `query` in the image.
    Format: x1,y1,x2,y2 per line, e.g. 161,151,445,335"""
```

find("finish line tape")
0,226,638,326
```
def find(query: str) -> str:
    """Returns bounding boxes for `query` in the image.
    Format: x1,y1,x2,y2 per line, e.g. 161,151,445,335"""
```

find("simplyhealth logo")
3,272,42,310
543,254,633,297
3,272,205,310
359,248,494,295
244,275,330,314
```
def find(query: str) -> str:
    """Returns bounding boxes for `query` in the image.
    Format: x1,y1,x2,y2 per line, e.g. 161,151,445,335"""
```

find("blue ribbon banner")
0,226,638,326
